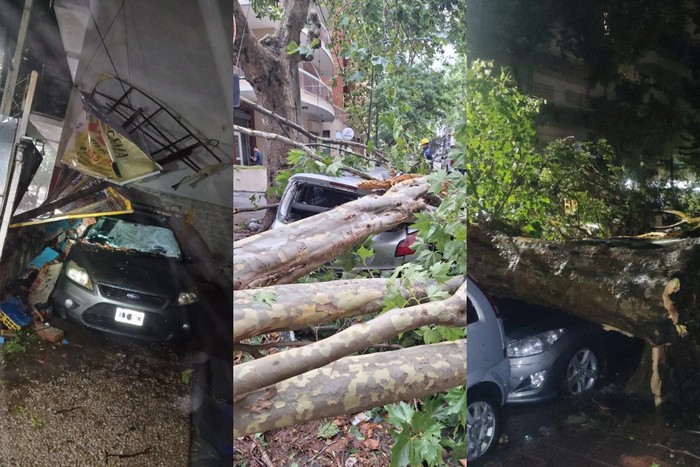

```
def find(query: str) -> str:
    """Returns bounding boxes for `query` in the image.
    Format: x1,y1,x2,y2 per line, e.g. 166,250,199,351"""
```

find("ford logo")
126,292,141,300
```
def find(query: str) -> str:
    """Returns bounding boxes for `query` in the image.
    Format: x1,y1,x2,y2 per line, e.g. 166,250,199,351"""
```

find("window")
467,298,479,325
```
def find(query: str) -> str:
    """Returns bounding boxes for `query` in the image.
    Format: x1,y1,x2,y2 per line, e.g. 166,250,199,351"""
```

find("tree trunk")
233,275,464,341
234,0,312,229
233,340,466,437
467,225,700,403
233,179,429,290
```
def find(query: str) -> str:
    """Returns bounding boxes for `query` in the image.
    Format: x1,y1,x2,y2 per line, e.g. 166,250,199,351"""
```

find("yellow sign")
61,110,161,185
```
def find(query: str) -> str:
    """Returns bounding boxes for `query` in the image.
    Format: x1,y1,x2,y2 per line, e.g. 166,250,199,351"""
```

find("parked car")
51,212,199,342
272,171,418,271
467,276,510,463
498,298,621,403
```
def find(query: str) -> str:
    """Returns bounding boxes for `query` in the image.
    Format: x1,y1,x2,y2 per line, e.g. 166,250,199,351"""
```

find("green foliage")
317,420,341,439
465,60,545,227
180,369,193,385
386,392,467,467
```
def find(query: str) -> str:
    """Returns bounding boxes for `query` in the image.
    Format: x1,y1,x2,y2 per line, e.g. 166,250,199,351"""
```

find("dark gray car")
51,213,199,342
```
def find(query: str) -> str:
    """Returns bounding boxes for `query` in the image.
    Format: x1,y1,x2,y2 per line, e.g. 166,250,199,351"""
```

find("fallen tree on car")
467,224,700,406
233,177,467,437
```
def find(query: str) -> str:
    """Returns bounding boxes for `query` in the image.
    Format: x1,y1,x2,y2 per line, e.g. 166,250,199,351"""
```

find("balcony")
235,68,336,123
299,69,335,122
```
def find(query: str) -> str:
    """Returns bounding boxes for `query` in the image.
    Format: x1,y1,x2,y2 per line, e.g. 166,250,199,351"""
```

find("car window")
84,217,182,260
467,297,479,325
297,184,359,208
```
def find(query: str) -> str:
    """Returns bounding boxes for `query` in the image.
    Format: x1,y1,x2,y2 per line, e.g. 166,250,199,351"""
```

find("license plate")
115,308,145,326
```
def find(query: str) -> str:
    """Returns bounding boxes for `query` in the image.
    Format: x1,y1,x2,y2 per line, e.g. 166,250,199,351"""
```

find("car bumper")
51,276,192,343
506,349,561,403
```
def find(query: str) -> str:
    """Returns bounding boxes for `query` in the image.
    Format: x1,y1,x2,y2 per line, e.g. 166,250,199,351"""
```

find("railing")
298,69,333,105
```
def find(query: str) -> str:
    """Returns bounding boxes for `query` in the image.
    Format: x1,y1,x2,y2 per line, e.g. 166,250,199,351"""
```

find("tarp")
60,94,161,185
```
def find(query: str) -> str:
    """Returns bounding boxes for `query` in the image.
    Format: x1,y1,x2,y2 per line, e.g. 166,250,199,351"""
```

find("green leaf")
390,430,411,467
286,41,300,54
386,402,414,427
253,291,276,306
317,420,340,439
357,244,374,260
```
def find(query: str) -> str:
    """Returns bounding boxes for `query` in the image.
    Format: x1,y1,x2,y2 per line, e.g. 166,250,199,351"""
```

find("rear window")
285,183,360,222
84,217,182,260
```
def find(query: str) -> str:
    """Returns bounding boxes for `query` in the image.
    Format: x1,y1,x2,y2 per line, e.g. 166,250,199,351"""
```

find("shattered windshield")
84,217,182,260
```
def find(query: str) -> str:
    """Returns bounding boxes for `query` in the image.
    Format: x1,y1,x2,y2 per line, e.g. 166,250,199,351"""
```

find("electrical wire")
77,0,126,85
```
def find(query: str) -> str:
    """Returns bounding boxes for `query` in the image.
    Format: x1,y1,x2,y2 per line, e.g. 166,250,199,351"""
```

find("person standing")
250,147,264,166
420,138,433,163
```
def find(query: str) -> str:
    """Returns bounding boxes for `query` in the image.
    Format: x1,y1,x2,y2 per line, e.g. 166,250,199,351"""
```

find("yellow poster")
61,110,161,185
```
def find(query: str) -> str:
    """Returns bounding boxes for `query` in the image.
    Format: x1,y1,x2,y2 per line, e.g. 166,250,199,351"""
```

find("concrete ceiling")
53,0,233,207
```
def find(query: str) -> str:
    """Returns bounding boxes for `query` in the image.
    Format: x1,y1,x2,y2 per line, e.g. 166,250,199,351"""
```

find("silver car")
467,276,510,462
272,172,418,271
498,299,618,403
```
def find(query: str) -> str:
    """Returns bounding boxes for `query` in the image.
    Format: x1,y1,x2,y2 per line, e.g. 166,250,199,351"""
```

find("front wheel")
562,346,601,396
467,396,501,462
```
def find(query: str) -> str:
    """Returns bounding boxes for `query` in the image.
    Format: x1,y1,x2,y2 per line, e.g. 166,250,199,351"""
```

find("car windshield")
84,217,182,260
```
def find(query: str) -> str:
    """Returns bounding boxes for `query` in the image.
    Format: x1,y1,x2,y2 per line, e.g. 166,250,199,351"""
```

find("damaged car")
50,212,199,342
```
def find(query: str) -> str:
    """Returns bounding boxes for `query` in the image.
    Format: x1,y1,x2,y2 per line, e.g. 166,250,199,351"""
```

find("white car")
271,171,418,271
467,276,510,462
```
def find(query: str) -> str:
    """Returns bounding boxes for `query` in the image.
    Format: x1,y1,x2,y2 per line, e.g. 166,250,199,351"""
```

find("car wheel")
562,345,601,396
467,395,501,462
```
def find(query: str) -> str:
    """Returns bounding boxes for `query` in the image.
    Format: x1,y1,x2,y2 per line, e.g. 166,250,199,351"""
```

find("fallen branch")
234,340,466,436
234,203,279,214
233,124,376,180
234,275,464,341
233,281,466,397
251,434,276,467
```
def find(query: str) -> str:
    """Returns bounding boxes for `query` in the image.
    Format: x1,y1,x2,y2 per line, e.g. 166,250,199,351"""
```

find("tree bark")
233,179,429,290
233,340,466,437
234,281,466,397
234,0,313,229
467,225,700,403
234,275,464,341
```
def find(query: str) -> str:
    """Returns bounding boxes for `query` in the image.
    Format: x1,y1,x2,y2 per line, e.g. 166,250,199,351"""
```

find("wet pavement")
480,393,700,466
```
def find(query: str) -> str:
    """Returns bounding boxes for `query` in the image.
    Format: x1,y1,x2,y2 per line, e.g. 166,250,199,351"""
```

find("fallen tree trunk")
234,281,466,397
233,275,464,341
233,178,429,290
467,225,700,404
233,340,466,437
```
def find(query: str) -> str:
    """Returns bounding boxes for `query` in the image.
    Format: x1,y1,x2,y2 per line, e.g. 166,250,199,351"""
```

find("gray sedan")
497,299,627,403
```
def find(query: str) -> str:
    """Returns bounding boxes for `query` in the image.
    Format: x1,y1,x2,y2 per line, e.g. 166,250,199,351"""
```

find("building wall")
126,186,233,280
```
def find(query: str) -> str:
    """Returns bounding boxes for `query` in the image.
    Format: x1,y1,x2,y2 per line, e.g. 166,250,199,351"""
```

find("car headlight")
65,260,93,290
507,328,565,357
177,291,198,306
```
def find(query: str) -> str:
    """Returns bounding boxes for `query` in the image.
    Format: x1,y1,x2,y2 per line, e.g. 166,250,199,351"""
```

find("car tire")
559,342,605,397
467,392,501,463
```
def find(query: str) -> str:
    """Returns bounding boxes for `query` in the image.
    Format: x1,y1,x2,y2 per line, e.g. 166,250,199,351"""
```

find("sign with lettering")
61,95,161,185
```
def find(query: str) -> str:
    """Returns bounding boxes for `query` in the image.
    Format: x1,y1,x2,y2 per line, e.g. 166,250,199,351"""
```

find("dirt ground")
0,318,193,466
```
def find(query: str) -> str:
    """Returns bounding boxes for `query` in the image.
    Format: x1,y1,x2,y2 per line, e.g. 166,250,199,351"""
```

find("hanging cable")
78,0,126,85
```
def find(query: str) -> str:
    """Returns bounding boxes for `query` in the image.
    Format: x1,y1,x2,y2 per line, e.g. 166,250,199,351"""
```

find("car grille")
99,284,168,307
82,303,172,340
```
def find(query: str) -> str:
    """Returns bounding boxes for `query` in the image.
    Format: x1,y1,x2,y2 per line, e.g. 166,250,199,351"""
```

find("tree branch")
234,276,465,341
233,124,376,180
233,340,466,437
233,281,465,397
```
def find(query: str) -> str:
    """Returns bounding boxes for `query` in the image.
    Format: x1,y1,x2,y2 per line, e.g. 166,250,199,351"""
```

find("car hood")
68,243,195,297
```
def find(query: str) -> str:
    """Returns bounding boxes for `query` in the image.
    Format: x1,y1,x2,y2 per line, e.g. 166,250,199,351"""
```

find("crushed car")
272,171,419,271
50,212,199,342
